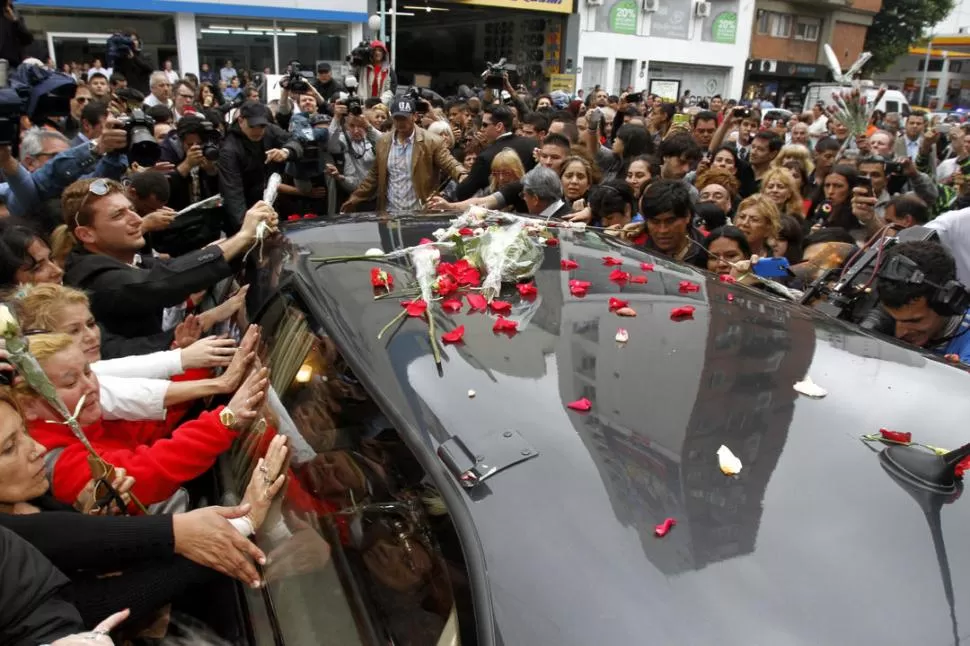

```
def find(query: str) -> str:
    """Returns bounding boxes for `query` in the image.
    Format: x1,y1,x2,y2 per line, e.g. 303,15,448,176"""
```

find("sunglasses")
73,178,112,230
75,96,91,104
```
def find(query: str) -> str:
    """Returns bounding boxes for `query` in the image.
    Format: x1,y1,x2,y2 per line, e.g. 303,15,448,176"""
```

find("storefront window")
198,18,347,77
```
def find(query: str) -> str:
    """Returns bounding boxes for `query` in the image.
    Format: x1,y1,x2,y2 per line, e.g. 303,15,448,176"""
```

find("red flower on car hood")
566,397,592,412
609,269,631,283
561,259,579,270
609,297,629,311
678,280,700,293
442,325,465,344
435,274,459,297
493,316,518,335
630,275,648,284
466,293,488,312
517,282,538,298
640,262,655,272
489,300,512,314
402,299,427,317
370,267,394,289
438,259,481,287
603,256,623,266
879,428,912,443
441,298,463,313
670,305,695,320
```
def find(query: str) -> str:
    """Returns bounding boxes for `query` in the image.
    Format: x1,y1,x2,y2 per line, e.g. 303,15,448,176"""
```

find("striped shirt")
387,130,418,212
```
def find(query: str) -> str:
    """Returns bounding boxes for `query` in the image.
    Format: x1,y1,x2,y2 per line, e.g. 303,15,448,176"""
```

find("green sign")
609,0,638,35
710,11,737,44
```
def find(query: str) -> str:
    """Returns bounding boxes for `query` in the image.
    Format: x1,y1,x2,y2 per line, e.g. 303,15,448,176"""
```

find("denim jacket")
0,143,127,218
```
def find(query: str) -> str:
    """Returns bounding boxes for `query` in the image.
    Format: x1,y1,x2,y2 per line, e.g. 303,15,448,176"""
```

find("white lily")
717,445,742,476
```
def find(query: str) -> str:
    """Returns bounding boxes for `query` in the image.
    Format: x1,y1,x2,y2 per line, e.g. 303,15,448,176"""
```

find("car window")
218,291,468,646
885,100,899,115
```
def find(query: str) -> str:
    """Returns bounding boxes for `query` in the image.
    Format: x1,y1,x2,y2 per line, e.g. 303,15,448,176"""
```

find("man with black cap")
313,62,343,103
341,96,463,213
219,100,302,223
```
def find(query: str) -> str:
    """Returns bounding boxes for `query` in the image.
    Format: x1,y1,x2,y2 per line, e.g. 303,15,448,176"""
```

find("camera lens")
129,125,160,167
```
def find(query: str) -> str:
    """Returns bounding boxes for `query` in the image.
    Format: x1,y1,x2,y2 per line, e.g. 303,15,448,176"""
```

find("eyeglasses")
73,178,111,230
75,97,91,104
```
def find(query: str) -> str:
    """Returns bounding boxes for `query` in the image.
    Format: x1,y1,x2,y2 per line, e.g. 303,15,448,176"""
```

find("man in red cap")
358,40,396,103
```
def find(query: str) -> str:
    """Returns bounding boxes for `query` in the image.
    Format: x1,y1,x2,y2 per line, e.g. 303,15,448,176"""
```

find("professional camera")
0,62,76,150
346,41,372,68
117,108,160,167
196,120,222,161
281,61,312,94
335,76,362,116
106,32,138,69
732,106,752,119
482,58,508,91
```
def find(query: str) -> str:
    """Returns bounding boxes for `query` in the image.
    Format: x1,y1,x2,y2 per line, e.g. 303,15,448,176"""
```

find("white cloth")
98,374,168,421
926,207,970,286
92,350,183,380
164,69,179,85
86,67,109,80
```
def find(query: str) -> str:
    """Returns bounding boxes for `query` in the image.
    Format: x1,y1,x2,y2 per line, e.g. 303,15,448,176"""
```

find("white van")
804,81,910,117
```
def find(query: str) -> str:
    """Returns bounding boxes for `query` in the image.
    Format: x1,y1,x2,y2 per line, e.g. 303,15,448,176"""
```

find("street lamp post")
919,35,934,107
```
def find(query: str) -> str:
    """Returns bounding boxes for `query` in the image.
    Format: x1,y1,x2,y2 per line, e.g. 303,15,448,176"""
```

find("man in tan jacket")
341,97,464,213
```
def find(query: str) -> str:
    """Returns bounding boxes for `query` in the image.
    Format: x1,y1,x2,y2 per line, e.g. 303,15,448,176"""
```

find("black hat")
391,97,415,118
239,100,270,127
317,62,332,73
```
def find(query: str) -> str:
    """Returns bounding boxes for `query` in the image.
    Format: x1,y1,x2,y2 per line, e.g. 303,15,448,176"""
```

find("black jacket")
454,133,538,201
0,524,82,646
0,8,33,68
218,123,302,223
63,244,233,339
0,499,218,630
113,53,153,95
313,77,344,102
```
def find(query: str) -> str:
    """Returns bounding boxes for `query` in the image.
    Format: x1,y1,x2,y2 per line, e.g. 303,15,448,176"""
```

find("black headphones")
879,253,970,316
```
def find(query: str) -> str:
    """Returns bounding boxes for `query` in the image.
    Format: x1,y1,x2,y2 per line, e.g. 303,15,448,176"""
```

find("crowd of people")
3,20,970,642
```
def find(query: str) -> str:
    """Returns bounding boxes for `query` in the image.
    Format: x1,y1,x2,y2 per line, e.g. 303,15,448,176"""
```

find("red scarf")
370,64,388,97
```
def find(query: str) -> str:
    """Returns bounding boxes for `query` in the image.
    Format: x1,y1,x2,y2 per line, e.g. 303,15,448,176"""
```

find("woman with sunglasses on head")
0,384,290,633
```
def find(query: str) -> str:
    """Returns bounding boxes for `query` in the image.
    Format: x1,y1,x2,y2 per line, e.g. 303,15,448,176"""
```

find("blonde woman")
760,167,805,219
429,148,524,211
734,194,781,258
773,143,815,176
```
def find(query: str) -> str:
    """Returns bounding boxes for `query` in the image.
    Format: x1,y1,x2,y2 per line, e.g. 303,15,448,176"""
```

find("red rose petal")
655,518,676,537
545,237,559,247
287,214,300,221
402,299,428,317
670,305,695,320
678,280,700,293
561,259,579,270
727,294,735,302
435,275,458,297
466,293,487,312
492,316,518,334
603,256,623,266
442,325,465,344
441,298,463,313
569,279,592,289
609,269,631,283
516,283,538,297
566,397,592,412
569,285,588,297
719,274,736,283
956,456,970,478
879,428,913,444
370,267,394,289
490,299,512,314
630,275,648,284
640,262,655,272
419,237,433,245
609,297,629,311
458,228,474,236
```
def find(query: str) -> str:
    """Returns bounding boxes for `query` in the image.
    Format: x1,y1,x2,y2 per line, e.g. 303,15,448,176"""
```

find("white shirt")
143,93,171,109
97,374,169,421
926,207,970,286
387,130,418,211
93,349,183,380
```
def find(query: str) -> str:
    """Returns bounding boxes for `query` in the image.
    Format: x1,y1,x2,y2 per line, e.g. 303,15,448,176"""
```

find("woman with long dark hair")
809,165,858,232
590,123,654,183
0,222,63,288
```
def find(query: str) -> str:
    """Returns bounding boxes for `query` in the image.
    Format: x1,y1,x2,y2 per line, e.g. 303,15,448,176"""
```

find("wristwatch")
219,407,238,429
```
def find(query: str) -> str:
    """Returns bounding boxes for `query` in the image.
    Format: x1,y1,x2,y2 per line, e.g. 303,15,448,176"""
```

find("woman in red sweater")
17,333,269,510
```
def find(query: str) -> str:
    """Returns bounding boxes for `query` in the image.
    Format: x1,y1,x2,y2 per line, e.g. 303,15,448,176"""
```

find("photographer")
312,63,344,103
851,156,937,224
218,101,302,224
876,240,970,363
0,0,32,67
327,98,378,210
354,40,396,103
108,30,152,95
277,91,330,217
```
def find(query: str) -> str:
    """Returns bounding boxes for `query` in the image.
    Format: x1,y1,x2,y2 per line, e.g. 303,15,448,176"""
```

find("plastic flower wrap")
826,85,886,143
469,220,543,301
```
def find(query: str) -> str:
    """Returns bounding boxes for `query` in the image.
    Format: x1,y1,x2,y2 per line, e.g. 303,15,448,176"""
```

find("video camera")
0,61,77,153
482,58,508,91
346,41,372,68
281,61,312,94
117,108,160,167
800,226,942,333
106,33,139,69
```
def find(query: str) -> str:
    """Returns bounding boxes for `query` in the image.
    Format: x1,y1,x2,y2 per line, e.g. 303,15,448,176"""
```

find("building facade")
574,0,755,102
743,0,881,110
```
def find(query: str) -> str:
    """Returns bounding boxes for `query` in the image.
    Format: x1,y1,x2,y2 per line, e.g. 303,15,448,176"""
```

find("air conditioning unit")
587,0,605,6
642,0,659,11
695,1,711,17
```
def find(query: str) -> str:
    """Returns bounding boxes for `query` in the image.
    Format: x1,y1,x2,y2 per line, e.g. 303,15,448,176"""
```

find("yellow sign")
549,73,575,92
450,0,574,14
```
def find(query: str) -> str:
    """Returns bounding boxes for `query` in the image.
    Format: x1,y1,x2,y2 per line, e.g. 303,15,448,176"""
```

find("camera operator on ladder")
355,41,396,104
876,240,970,364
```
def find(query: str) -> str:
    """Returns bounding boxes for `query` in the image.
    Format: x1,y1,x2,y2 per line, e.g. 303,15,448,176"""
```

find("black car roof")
278,214,970,646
